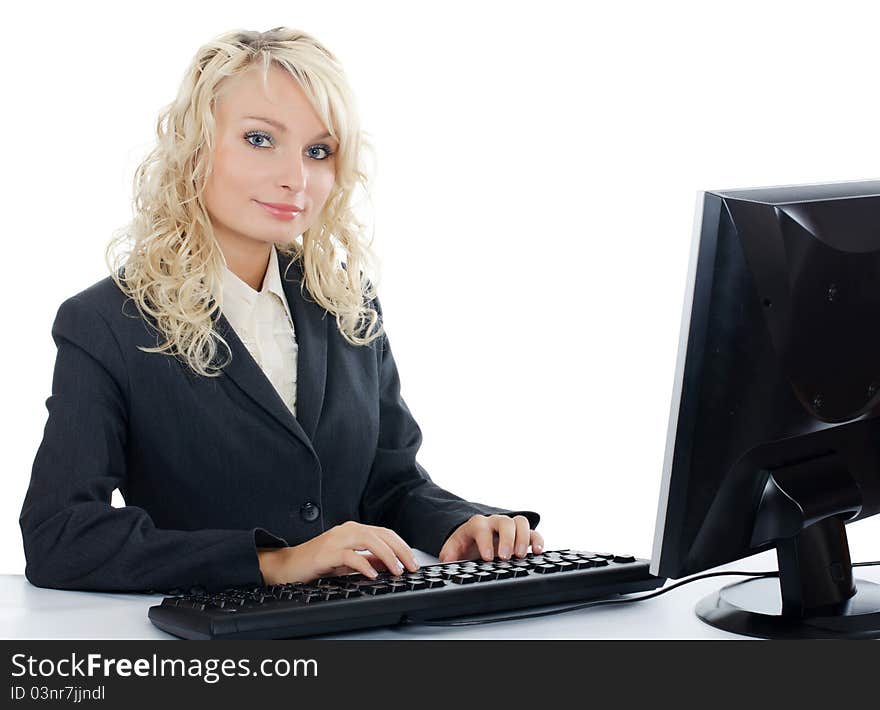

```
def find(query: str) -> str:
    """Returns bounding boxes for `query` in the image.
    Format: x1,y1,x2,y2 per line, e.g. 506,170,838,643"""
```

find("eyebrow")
243,115,334,141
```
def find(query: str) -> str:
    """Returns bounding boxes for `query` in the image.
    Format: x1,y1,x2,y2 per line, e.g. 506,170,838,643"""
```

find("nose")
281,154,308,192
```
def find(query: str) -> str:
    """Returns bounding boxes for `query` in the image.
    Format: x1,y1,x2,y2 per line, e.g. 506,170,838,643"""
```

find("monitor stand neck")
695,458,880,639
776,515,855,617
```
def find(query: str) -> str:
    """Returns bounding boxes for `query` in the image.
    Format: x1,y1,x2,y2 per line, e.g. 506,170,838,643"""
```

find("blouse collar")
220,245,293,327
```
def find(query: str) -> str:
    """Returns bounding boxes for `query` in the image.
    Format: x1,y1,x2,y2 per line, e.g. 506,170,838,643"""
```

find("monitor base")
695,577,880,639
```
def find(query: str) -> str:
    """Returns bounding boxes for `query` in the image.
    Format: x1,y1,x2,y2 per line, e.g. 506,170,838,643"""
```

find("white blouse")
218,246,298,417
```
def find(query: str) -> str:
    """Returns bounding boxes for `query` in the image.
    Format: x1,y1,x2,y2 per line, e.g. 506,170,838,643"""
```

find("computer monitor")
650,179,880,639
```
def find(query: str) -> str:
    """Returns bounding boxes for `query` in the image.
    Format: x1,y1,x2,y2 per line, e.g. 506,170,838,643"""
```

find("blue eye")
244,130,274,148
307,145,334,160
244,131,335,160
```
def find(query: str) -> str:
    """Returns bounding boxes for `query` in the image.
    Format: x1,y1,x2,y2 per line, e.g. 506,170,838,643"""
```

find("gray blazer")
19,248,539,594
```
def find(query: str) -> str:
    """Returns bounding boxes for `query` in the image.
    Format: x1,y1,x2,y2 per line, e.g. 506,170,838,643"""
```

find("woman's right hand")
257,521,420,585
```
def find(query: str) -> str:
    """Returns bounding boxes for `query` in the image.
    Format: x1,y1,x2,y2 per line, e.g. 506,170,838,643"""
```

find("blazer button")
300,502,320,522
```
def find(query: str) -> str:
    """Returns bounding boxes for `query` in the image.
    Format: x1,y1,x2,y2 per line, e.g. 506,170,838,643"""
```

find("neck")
219,238,274,291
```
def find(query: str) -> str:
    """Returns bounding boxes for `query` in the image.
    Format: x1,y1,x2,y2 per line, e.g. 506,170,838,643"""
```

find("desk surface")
4,550,879,640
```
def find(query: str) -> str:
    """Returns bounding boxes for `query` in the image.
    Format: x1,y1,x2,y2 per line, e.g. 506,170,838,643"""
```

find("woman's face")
203,63,339,256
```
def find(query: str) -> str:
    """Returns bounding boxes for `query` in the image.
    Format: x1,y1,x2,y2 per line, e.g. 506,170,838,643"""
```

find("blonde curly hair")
105,27,383,378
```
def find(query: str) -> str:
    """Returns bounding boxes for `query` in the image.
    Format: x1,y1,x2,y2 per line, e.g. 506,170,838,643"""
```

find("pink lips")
256,200,303,212
255,200,303,221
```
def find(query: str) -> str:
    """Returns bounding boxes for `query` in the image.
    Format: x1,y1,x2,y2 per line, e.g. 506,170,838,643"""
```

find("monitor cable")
403,559,880,628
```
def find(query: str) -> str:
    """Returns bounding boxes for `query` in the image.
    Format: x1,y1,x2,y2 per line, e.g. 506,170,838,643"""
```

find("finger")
494,515,517,560
529,529,545,554
513,516,531,557
337,551,398,576
438,535,460,563
360,552,397,573
439,532,475,563
471,516,496,561
339,523,406,575
459,537,482,562
329,565,356,577
341,550,380,579
372,527,420,572
357,531,406,576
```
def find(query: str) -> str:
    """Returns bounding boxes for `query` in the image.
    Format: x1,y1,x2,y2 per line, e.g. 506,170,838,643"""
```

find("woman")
19,27,542,594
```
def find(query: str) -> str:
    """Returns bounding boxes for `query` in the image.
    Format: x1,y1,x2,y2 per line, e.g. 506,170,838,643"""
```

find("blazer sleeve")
19,295,289,595
358,296,540,557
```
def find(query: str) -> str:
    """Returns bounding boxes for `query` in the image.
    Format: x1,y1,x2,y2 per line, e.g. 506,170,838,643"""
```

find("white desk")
3,550,879,640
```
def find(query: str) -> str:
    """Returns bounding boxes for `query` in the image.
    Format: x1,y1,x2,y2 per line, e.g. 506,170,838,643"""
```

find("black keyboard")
148,549,666,639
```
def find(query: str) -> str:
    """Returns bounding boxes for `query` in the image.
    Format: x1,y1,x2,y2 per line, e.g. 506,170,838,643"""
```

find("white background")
2,0,879,577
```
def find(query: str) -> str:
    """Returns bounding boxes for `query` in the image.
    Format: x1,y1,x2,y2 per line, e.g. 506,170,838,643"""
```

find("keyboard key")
473,572,495,583
533,564,559,574
451,574,477,584
613,555,636,563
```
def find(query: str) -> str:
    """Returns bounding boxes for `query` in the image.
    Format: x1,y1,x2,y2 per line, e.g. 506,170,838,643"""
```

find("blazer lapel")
277,247,328,443
210,247,328,453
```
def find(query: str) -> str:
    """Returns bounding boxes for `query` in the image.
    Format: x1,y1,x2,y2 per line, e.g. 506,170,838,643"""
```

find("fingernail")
517,545,526,556
534,544,543,553
397,562,404,573
499,547,510,559
483,549,493,560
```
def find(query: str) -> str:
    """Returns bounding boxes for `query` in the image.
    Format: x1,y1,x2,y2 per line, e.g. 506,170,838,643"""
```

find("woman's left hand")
438,514,544,563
